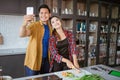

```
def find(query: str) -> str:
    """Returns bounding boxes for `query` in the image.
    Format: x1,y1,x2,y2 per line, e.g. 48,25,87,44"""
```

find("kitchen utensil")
72,66,81,73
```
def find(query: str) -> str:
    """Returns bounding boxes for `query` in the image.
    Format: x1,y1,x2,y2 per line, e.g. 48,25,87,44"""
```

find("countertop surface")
0,48,26,56
84,64,120,80
13,64,120,80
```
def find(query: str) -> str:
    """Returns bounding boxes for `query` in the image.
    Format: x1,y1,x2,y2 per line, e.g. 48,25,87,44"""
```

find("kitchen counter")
0,48,26,56
13,64,120,80
84,64,120,80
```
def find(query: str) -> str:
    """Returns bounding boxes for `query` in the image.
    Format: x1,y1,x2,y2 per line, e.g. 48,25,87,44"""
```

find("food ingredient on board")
62,72,74,78
74,74,105,80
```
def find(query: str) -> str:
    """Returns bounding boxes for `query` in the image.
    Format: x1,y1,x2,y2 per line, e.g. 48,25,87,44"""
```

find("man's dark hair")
38,4,50,13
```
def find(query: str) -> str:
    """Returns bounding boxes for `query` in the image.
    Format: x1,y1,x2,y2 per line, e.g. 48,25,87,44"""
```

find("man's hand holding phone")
23,7,35,26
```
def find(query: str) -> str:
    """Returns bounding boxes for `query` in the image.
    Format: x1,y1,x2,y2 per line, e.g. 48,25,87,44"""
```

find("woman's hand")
66,59,80,73
74,62,80,68
62,57,80,72
73,54,80,68
66,60,75,69
62,58,74,69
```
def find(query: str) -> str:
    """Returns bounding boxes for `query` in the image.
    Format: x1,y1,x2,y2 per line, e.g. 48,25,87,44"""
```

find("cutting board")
54,69,92,80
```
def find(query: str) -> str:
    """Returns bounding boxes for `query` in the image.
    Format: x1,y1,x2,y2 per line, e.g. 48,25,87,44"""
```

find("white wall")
0,15,28,49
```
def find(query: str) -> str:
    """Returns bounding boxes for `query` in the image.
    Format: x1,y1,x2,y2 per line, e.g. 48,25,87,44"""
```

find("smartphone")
108,70,120,77
26,7,34,15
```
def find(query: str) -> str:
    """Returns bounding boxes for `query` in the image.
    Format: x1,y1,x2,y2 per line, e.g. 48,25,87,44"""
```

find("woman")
49,16,80,72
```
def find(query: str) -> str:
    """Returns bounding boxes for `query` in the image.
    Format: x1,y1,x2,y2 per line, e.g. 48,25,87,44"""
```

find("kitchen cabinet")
0,54,25,78
0,0,39,15
98,2,110,65
42,0,120,67
99,3,119,66
116,6,120,65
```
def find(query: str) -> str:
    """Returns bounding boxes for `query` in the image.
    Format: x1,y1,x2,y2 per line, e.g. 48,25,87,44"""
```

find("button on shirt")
42,24,50,58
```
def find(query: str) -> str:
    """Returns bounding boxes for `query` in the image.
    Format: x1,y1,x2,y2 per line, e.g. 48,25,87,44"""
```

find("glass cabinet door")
88,20,98,66
44,0,58,14
61,0,73,15
117,7,120,65
77,0,87,16
99,21,108,64
109,22,118,65
89,0,99,17
76,20,86,67
62,19,73,31
111,5,119,19
100,2,110,18
117,23,120,65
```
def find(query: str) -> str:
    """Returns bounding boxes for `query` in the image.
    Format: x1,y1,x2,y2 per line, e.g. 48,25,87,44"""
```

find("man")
19,4,52,76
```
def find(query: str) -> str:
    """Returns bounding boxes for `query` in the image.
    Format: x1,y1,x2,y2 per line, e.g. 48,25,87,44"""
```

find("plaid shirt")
49,30,78,72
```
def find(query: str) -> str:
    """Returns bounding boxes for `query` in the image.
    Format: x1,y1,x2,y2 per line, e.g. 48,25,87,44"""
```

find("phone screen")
108,70,120,77
26,7,34,15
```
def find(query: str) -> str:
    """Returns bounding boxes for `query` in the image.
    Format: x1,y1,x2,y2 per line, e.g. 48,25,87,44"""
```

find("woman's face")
50,17,61,29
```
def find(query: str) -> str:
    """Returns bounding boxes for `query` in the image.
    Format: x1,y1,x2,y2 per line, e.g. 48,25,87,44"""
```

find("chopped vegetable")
62,72,74,77
75,74,105,80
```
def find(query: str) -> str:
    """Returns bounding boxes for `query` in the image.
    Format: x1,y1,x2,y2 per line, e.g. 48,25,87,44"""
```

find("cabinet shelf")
89,43,97,46
110,43,116,45
51,13,59,16
100,18,109,21
100,32,108,34
76,31,86,34
77,44,85,48
76,16,87,20
117,33,120,34
89,31,96,33
60,14,73,19
89,17,99,20
99,55,106,58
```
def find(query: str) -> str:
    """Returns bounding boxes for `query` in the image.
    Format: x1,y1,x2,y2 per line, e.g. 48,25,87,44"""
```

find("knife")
72,66,81,73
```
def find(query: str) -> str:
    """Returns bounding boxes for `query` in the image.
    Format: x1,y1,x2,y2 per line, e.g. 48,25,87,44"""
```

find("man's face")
39,8,51,23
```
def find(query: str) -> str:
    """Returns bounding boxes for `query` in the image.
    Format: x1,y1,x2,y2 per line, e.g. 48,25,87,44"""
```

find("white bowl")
1,76,12,80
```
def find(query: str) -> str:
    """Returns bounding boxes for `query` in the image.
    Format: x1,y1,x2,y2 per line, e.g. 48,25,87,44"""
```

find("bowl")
1,76,12,80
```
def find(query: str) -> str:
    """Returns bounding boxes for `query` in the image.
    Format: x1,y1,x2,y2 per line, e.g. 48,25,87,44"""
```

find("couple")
19,4,80,76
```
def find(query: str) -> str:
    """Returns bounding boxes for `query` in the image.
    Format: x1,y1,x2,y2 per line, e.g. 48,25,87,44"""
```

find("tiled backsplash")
0,15,28,49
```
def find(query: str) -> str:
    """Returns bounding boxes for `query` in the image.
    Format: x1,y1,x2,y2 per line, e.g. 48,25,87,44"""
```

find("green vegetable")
75,74,105,80
67,72,74,78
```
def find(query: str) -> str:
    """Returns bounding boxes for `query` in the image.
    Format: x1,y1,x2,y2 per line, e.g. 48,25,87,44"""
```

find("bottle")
0,33,3,45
